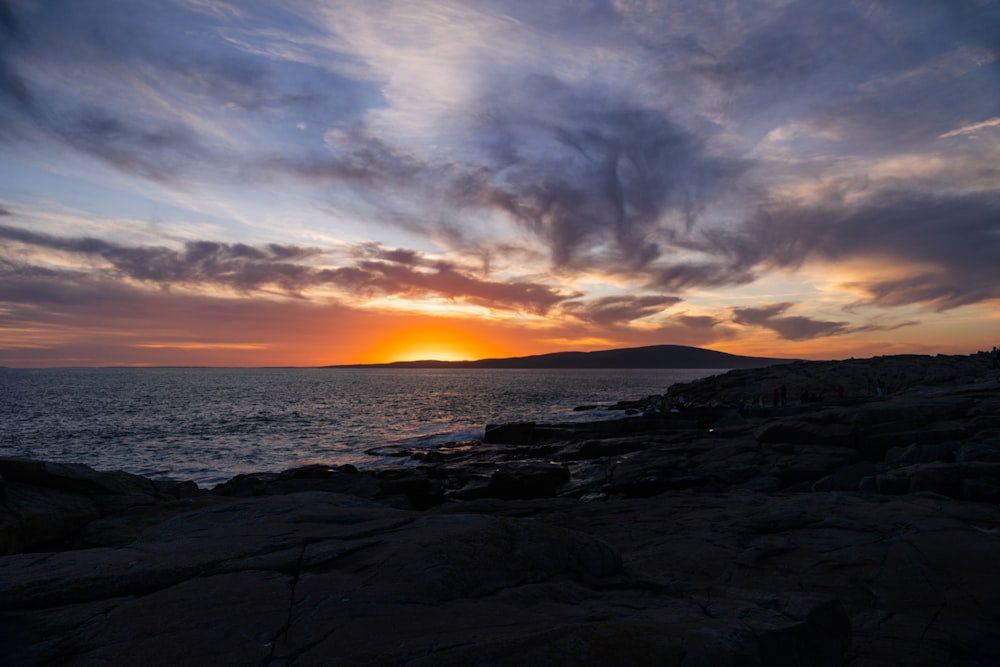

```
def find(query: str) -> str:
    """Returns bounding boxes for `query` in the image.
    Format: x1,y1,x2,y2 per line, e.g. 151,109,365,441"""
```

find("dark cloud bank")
702,191,1000,311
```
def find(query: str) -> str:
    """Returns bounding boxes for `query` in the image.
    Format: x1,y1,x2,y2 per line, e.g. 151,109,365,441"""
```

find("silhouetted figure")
991,346,999,369
780,384,787,406
772,388,779,407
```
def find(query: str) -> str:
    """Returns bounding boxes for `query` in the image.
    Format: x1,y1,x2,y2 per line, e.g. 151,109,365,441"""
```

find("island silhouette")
328,344,795,369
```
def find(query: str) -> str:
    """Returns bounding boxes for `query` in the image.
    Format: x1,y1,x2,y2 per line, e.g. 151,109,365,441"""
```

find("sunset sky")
1,0,998,367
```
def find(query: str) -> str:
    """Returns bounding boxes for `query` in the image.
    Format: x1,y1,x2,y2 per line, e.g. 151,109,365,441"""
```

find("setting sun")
354,325,500,363
393,347,470,362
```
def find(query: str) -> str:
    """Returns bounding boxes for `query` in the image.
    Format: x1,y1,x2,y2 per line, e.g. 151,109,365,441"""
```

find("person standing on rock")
780,384,787,407
991,346,999,369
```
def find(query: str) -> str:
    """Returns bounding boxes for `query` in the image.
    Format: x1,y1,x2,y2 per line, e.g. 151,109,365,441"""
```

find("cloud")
0,224,325,292
3,0,989,287
254,90,745,279
0,266,406,366
729,301,923,342
0,258,102,307
0,0,369,180
940,116,1000,139
674,314,724,331
322,258,572,315
698,1,1000,139
1,0,998,365
647,261,756,292
720,190,1000,311
731,302,850,341
351,242,421,266
0,1,31,111
559,294,681,326
55,112,209,183
0,225,572,315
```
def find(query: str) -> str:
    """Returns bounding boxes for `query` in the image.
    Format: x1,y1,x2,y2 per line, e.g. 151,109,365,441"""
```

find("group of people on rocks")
766,378,888,408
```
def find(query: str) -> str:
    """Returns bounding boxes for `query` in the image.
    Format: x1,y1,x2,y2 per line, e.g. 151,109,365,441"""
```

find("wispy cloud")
940,116,1000,138
560,295,681,326
731,302,850,341
1,0,998,363
0,224,573,315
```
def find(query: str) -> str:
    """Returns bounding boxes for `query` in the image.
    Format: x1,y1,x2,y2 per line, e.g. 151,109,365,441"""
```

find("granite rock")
2,353,1000,666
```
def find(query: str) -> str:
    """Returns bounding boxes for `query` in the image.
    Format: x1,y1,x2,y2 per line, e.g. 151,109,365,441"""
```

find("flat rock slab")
3,488,998,665
515,491,1000,667
2,491,855,667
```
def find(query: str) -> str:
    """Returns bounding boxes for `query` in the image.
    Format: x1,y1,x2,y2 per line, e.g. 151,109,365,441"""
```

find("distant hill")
328,345,794,370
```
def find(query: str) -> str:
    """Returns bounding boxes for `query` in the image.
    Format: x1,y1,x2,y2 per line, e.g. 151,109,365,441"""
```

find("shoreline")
2,352,1000,666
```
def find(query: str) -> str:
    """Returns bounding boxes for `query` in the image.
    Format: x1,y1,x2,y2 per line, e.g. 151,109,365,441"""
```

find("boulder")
955,441,1000,462
884,461,1000,500
487,461,571,499
211,464,387,501
0,457,158,497
1,483,99,553
373,466,444,508
552,437,649,460
754,421,857,448
811,461,878,492
484,421,536,445
884,442,954,465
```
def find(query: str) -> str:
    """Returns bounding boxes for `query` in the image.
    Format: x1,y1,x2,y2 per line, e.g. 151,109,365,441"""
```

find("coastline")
0,366,713,487
2,353,999,665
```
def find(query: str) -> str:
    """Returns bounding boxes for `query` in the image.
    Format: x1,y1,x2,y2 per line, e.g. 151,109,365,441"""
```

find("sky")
1,0,998,367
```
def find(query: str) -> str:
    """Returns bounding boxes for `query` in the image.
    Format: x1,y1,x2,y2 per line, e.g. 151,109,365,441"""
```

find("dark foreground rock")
2,353,999,666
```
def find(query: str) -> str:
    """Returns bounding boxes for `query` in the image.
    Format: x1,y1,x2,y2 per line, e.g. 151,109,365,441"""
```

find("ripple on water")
1,367,715,486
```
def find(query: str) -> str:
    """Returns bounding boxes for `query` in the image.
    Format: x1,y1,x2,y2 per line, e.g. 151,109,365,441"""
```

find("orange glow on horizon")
351,324,508,364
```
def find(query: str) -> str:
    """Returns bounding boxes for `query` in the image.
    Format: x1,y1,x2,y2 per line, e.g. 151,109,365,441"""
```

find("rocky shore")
2,353,999,666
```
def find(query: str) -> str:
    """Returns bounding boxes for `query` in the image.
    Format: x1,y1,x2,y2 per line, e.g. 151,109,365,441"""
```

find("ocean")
1,367,716,487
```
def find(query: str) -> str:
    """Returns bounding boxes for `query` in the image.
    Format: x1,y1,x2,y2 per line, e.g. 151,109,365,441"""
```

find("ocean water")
1,367,716,487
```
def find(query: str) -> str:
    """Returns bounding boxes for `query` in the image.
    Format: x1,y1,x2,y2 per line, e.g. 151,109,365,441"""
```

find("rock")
878,461,1000,500
765,444,858,488
484,421,537,444
552,437,649,460
1,483,99,553
487,461,571,499
955,441,1000,462
811,461,878,492
209,471,280,496
154,479,203,498
0,457,159,496
710,411,753,433
884,442,953,465
210,464,387,502
0,506,21,555
373,466,443,508
755,420,858,448
3,353,1000,665
664,353,992,408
